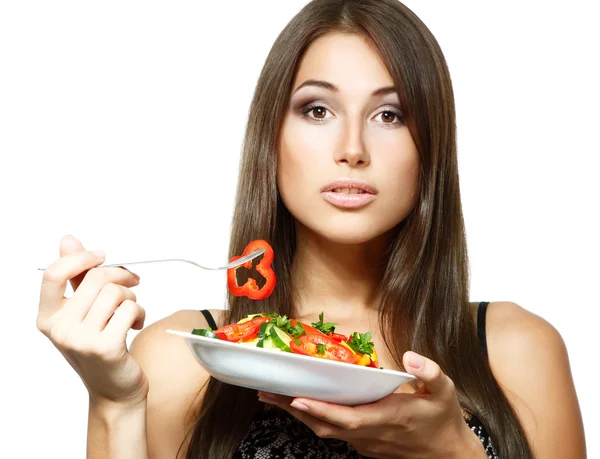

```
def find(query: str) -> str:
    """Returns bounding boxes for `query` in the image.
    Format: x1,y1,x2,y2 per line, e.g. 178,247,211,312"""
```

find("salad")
192,312,380,368
208,240,380,367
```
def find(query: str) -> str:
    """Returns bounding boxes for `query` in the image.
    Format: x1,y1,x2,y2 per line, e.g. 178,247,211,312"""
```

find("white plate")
166,329,417,406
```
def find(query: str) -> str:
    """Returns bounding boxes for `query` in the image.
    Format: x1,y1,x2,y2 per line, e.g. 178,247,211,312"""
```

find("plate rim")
166,329,417,380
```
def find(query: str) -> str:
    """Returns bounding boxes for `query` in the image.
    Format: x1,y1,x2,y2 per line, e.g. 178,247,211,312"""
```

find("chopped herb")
275,315,289,328
246,312,278,320
292,322,306,337
316,343,327,355
346,332,375,356
311,312,338,335
275,315,306,339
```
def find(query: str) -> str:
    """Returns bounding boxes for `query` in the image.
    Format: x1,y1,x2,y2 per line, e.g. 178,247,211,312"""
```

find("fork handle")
37,249,265,271
36,258,207,271
100,259,202,268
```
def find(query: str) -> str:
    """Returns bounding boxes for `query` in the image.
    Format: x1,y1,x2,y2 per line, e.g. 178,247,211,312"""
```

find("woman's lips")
321,190,376,208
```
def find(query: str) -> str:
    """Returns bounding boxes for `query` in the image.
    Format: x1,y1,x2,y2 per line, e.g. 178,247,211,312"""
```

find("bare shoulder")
484,301,569,377
480,301,586,458
129,309,226,458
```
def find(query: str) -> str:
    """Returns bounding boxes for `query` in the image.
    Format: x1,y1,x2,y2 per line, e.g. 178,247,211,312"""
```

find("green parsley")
346,332,375,356
274,315,306,341
311,312,338,335
316,343,327,355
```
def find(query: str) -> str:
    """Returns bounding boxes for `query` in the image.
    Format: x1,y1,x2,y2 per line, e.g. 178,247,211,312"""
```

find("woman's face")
277,32,420,245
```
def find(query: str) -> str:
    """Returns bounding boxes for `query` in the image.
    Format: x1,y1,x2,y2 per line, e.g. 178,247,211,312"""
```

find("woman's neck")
290,222,393,321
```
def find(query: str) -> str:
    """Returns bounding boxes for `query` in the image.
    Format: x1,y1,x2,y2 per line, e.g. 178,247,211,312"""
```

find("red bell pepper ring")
214,316,270,342
289,334,355,364
227,240,276,300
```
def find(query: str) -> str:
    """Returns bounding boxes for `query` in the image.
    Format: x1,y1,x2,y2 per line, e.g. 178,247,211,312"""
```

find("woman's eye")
302,104,332,122
301,104,404,126
374,110,404,125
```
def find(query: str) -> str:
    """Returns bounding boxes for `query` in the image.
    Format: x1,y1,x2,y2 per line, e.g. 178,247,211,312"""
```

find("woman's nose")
334,118,370,167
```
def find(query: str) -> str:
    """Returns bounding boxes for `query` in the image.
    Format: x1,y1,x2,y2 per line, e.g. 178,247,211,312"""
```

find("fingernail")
407,352,423,369
258,395,277,405
91,250,105,258
116,266,140,279
290,401,309,412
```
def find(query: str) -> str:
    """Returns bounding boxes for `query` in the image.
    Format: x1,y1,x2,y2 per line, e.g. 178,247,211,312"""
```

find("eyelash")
300,103,405,126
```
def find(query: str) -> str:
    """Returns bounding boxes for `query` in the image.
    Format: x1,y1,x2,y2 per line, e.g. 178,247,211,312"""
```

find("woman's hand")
258,352,487,459
37,235,148,408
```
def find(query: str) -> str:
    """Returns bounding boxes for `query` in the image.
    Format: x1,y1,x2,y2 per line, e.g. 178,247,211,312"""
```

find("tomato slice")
325,343,356,364
214,331,228,341
289,341,312,356
328,333,348,343
290,319,328,337
289,321,348,344
215,316,270,342
289,334,355,364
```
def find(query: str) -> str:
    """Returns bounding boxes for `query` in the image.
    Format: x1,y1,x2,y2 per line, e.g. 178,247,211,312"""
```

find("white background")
1,1,598,457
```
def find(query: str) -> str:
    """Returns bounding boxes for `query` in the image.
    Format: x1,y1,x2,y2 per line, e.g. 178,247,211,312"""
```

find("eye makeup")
298,101,405,127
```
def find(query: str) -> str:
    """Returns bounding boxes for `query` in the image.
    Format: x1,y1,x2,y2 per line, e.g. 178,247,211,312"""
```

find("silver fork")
37,249,266,272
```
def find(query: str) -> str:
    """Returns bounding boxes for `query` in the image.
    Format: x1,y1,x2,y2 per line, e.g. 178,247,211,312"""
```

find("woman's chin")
309,224,393,246
325,234,380,245
292,209,402,246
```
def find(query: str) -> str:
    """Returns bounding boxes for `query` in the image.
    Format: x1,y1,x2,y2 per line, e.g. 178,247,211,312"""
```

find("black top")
478,301,490,358
200,302,499,459
200,308,218,331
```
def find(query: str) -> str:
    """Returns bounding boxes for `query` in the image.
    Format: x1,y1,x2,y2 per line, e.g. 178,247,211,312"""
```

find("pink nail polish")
408,352,424,369
259,394,277,404
290,401,309,412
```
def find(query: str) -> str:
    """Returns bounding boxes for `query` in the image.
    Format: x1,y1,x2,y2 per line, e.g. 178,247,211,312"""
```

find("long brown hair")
183,1,533,457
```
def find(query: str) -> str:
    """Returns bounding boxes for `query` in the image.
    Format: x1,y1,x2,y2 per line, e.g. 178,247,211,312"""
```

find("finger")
103,300,146,341
82,283,137,331
62,266,140,324
59,234,85,257
59,234,85,256
58,235,89,292
39,250,106,316
260,391,386,431
403,351,452,395
258,392,294,405
58,236,140,292
312,399,394,430
260,395,343,440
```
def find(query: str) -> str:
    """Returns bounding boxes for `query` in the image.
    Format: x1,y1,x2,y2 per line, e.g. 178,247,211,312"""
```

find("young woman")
36,1,586,458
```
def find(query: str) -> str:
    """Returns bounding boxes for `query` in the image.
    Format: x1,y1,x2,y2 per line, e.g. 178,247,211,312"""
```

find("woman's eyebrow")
292,79,397,97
